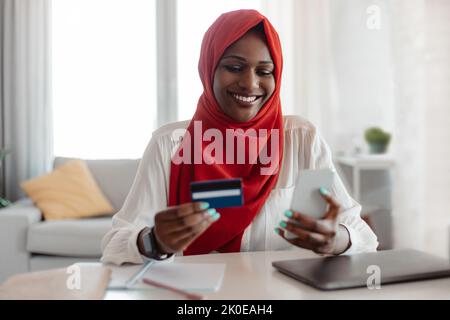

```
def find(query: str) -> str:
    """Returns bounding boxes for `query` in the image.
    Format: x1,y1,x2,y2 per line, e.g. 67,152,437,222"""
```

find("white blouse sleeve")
308,129,379,254
100,135,169,265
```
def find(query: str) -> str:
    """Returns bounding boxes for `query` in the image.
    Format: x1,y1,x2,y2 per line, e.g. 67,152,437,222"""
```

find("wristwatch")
141,227,173,260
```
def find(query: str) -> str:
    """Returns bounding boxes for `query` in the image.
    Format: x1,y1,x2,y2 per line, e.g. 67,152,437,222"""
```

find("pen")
142,277,206,300
125,260,155,289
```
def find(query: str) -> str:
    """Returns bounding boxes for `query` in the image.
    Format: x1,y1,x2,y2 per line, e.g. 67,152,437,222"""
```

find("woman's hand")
152,202,220,254
275,187,351,255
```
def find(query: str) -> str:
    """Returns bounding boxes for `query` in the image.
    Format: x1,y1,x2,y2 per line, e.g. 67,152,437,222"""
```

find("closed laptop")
272,249,450,290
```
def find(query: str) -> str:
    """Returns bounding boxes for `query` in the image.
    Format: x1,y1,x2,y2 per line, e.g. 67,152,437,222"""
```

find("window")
176,0,262,121
52,0,157,159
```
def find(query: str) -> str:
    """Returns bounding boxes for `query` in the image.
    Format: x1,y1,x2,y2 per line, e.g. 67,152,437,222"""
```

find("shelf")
336,155,395,170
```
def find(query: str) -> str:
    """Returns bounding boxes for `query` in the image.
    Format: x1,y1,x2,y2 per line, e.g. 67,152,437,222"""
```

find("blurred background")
1,0,449,262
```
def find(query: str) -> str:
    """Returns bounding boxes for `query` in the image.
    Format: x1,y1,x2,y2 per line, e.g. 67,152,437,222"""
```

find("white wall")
329,0,395,154
424,0,450,257
291,0,395,155
290,0,450,256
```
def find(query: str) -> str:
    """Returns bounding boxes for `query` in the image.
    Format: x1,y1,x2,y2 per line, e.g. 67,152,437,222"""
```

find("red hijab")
168,10,284,255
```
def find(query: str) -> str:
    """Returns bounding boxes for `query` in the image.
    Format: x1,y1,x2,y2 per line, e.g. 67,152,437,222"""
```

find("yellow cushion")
21,159,115,220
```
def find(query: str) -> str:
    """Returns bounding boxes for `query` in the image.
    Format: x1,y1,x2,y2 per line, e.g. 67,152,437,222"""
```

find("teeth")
232,93,258,103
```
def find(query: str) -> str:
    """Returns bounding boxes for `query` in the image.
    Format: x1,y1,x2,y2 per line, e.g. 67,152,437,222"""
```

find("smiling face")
213,28,275,122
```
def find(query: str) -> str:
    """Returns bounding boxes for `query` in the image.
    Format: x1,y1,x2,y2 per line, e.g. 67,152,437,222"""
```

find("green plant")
364,127,391,145
0,148,11,208
0,148,9,161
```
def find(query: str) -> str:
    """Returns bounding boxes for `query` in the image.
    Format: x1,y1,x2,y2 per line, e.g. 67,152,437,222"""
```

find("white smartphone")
285,169,335,239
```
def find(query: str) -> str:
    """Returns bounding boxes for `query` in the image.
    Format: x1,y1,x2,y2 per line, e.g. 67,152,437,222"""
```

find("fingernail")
199,202,210,210
274,228,280,235
319,187,330,196
284,210,293,218
279,221,287,228
212,213,221,221
207,208,216,216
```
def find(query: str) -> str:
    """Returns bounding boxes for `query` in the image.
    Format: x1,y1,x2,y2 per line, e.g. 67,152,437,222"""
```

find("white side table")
336,155,395,203
336,154,395,250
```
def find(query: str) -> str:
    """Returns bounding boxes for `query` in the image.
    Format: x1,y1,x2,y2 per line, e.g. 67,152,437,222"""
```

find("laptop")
272,249,450,290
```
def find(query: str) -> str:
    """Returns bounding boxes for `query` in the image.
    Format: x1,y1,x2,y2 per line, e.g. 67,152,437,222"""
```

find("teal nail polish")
284,210,293,218
199,202,210,210
279,221,287,228
274,228,280,235
212,213,221,221
319,187,330,196
207,208,216,216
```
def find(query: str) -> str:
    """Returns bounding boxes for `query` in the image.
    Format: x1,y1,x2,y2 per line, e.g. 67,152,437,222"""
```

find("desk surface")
104,250,450,300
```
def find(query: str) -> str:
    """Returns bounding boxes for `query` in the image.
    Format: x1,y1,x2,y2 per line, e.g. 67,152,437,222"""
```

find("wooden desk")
104,250,450,300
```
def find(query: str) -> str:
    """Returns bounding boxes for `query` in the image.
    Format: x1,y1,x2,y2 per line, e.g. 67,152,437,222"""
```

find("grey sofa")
0,157,139,282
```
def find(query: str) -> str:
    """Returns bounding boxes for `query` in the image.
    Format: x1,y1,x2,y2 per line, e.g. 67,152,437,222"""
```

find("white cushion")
27,217,112,257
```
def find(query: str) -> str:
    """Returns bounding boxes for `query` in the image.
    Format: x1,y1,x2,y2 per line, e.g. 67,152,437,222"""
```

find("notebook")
107,260,226,292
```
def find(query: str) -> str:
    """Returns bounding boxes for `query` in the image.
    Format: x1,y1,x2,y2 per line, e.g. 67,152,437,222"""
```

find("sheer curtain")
290,0,339,148
267,0,391,152
389,0,426,251
423,0,450,257
389,0,450,256
260,0,296,116
260,0,339,143
269,0,450,254
0,0,52,201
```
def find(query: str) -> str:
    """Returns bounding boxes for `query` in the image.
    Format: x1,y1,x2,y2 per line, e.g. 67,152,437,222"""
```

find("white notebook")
108,260,226,292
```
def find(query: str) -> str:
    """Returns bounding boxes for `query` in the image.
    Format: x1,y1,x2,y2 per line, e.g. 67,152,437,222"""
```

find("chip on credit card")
190,178,243,208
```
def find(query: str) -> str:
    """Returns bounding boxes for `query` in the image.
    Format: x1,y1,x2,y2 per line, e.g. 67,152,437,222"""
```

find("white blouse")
101,115,378,265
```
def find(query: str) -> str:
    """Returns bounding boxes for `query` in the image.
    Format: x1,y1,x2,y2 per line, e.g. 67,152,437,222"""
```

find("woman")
101,10,378,265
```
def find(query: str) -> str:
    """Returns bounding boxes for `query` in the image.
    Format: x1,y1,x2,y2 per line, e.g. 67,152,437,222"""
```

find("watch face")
142,228,171,260
143,230,154,256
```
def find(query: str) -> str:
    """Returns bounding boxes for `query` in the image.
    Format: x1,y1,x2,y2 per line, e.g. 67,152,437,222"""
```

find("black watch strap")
142,227,173,260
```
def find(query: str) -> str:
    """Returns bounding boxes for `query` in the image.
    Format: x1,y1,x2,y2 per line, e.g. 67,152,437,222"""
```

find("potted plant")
0,149,11,208
364,127,391,154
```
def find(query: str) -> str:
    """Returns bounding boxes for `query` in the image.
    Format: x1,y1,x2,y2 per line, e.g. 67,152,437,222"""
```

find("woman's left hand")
275,188,351,255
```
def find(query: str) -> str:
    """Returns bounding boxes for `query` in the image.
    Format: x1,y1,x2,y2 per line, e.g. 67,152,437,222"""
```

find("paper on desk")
108,261,226,292
107,263,145,289
0,264,111,300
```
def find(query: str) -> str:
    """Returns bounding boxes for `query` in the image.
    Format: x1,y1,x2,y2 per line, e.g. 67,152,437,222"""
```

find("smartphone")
285,169,335,239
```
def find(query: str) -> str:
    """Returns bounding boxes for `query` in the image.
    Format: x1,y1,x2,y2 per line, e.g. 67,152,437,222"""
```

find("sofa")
0,157,140,282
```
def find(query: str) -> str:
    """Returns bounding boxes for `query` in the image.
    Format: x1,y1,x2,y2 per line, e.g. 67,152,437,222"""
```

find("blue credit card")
190,178,243,208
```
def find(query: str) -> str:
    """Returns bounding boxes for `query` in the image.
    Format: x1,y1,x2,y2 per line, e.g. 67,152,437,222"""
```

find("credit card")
190,178,243,208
